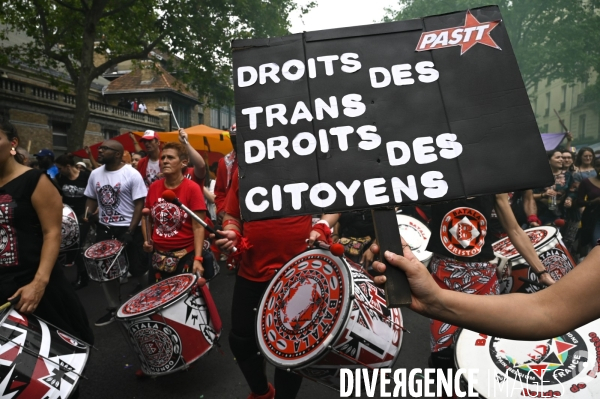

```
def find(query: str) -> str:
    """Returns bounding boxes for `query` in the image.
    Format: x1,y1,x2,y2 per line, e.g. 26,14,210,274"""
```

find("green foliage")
383,0,600,92
0,0,309,106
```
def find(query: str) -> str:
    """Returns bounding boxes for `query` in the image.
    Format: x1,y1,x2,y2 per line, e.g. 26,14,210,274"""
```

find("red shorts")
429,254,499,352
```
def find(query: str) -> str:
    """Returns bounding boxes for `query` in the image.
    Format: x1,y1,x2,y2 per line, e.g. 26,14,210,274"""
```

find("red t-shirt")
215,156,238,214
225,173,312,282
184,166,203,186
145,178,207,252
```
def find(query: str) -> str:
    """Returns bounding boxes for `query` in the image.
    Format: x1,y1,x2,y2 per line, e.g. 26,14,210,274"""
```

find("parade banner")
232,6,553,221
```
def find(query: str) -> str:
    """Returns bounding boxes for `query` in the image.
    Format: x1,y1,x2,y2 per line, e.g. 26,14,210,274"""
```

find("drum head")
84,239,123,260
60,204,80,250
396,214,432,262
117,273,197,319
493,226,557,260
455,322,600,398
257,249,352,368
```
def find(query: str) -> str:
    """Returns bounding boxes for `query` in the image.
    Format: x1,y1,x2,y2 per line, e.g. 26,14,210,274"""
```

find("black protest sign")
232,6,552,222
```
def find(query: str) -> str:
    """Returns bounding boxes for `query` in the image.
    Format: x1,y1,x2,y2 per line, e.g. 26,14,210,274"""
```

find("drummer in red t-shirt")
215,173,338,399
142,142,207,282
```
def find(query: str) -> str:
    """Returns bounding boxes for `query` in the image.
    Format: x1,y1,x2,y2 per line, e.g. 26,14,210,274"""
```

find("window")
544,93,551,117
560,85,566,111
546,78,551,87
198,112,204,125
578,114,586,138
103,129,118,140
171,102,191,128
210,108,220,128
52,121,70,156
158,96,170,104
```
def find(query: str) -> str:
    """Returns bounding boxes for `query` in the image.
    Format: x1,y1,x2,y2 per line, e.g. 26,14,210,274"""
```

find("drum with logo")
0,306,89,398
492,226,576,294
256,248,403,390
83,239,128,282
60,204,80,252
455,321,600,398
396,214,432,267
116,274,221,376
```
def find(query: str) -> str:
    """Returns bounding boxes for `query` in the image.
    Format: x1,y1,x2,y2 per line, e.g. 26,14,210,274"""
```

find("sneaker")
95,310,115,327
247,383,275,399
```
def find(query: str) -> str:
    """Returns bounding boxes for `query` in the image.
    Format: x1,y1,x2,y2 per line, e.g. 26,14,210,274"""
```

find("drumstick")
0,295,21,312
105,244,126,275
196,271,206,287
142,208,152,245
518,276,545,289
169,104,189,145
161,190,237,252
311,240,345,257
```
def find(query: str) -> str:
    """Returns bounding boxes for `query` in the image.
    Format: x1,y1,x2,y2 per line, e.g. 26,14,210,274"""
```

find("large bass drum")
0,306,89,398
455,321,600,398
256,248,403,390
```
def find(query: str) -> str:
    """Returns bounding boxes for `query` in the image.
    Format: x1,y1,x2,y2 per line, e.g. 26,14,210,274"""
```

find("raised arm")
495,193,555,286
179,128,206,181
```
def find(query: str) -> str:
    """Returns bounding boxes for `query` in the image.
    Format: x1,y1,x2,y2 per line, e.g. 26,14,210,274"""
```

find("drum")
492,226,576,294
455,321,600,398
0,306,89,398
83,239,128,282
256,248,403,390
60,204,79,252
116,274,221,376
396,214,432,267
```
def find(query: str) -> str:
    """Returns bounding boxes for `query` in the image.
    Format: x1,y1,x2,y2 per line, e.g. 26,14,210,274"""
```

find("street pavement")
67,263,431,399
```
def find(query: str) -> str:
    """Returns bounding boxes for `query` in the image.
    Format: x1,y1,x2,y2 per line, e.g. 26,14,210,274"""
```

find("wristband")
314,220,330,229
223,219,242,231
534,270,548,277
527,215,542,225
194,256,204,262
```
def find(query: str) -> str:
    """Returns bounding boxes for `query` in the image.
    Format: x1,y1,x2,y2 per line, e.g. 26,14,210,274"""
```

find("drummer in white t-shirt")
84,140,148,327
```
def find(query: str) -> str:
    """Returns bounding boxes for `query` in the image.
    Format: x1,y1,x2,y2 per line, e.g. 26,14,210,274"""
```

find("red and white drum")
60,204,79,252
116,274,221,376
492,226,576,294
83,240,128,282
455,321,600,398
0,307,89,398
396,214,432,267
257,248,403,390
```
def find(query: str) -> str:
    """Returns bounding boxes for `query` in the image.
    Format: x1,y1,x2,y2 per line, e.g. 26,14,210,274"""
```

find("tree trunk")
68,77,93,152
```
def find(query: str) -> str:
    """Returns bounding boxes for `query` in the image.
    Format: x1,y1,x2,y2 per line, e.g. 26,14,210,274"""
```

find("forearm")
35,229,60,285
320,213,340,227
523,190,537,216
506,227,546,273
129,199,144,232
192,220,205,257
203,186,215,203
187,144,207,180
222,213,242,232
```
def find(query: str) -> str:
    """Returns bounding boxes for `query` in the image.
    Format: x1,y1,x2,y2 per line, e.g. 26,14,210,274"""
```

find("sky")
288,0,400,33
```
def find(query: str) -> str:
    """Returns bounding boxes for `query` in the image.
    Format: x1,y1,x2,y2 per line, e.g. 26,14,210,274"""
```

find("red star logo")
416,10,501,55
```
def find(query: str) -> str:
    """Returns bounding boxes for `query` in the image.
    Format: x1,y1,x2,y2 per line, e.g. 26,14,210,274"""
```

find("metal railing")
0,77,161,126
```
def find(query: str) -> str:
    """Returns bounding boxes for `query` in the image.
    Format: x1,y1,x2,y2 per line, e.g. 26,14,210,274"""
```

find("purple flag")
541,133,566,151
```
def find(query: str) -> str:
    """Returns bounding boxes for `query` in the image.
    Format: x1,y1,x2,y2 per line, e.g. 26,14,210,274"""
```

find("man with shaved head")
84,140,148,326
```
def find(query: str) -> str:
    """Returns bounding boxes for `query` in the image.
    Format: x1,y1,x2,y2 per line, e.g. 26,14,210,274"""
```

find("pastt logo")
416,10,501,55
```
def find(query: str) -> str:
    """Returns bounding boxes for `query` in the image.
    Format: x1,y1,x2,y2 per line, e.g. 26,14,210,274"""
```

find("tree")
0,0,312,151
383,0,600,93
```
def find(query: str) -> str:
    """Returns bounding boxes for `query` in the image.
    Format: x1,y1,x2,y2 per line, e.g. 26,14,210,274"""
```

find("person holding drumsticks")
142,142,207,282
83,140,147,326
0,120,93,344
215,171,338,399
371,242,600,341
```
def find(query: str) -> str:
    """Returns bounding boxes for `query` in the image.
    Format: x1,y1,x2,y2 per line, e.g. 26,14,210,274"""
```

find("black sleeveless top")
426,195,496,261
0,169,45,277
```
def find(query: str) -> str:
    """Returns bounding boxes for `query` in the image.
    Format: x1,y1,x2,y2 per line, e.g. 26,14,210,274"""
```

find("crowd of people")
3,117,600,399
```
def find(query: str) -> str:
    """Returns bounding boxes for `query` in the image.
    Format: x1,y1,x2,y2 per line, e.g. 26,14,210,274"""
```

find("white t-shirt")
138,103,147,113
145,159,161,188
84,164,148,227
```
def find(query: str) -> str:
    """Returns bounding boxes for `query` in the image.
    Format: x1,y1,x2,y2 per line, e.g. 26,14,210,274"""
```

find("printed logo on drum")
57,330,87,349
129,321,182,374
440,207,487,257
489,331,588,385
415,10,501,55
539,249,574,281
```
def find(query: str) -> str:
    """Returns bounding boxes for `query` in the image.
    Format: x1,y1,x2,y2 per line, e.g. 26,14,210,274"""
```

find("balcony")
0,77,162,127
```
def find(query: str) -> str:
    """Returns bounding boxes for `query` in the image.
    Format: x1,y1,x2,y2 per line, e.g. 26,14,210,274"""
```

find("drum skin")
83,240,128,282
116,274,221,376
0,308,89,399
396,214,433,266
257,249,403,390
493,227,576,294
456,321,600,398
60,204,79,251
